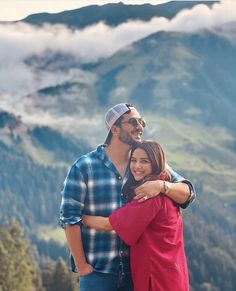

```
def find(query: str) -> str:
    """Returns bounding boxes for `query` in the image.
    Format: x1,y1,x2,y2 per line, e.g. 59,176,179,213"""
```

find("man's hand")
133,180,163,202
77,262,93,277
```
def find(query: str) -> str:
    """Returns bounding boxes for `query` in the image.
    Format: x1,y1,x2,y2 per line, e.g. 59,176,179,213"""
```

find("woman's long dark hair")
123,141,172,201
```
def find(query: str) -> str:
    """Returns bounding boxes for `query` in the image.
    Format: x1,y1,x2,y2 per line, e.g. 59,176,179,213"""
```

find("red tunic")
109,194,189,291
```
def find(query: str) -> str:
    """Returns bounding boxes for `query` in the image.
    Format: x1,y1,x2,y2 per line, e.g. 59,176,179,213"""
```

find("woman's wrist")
162,181,172,194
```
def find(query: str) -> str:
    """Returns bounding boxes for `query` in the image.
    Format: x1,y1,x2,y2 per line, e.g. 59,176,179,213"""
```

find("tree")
50,258,77,291
41,257,78,291
0,221,44,291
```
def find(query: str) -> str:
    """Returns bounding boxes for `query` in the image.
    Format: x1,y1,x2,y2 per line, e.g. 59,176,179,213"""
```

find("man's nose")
136,121,143,131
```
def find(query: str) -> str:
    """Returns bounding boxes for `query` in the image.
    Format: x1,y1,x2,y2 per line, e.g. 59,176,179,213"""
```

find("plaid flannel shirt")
59,144,195,274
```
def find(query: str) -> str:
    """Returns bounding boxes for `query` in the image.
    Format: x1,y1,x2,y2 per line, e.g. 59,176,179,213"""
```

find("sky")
0,0,170,21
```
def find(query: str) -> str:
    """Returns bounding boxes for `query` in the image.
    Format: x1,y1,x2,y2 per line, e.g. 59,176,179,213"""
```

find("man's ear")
111,124,120,136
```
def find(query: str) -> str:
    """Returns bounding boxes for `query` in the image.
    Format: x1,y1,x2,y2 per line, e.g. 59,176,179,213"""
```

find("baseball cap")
104,103,133,144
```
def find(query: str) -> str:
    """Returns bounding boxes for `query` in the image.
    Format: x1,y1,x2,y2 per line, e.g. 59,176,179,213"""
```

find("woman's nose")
134,162,142,169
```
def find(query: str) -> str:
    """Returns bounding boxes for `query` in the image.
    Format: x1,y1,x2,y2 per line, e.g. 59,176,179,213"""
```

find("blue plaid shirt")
60,144,195,274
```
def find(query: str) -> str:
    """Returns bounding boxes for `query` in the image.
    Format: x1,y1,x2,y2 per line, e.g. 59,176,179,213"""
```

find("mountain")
22,1,217,28
19,24,236,141
87,27,236,198
91,28,236,133
24,25,236,198
0,111,91,228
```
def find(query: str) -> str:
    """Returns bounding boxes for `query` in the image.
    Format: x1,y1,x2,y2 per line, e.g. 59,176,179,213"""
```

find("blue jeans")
79,271,133,291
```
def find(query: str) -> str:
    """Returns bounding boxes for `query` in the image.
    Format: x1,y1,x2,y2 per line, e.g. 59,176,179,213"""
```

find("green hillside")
0,111,91,228
91,29,236,134
1,105,236,290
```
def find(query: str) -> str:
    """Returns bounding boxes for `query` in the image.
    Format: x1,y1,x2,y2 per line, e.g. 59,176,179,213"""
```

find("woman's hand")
133,180,164,202
82,215,92,227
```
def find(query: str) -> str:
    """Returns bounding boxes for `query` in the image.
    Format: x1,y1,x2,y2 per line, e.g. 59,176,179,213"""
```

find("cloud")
168,1,236,32
0,0,235,131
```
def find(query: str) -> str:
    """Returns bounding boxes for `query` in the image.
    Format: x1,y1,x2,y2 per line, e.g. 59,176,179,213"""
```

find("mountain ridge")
21,1,217,28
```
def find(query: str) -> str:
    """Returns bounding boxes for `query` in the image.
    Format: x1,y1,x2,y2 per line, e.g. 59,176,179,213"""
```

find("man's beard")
119,129,142,146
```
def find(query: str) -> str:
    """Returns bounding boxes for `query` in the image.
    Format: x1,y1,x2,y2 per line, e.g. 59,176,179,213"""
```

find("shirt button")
121,193,124,197
118,176,122,180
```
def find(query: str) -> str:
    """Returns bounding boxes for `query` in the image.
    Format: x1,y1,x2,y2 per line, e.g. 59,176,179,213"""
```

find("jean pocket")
79,270,94,278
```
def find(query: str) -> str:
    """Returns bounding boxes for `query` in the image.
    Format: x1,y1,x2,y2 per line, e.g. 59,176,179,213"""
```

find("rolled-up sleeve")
59,162,87,228
167,165,196,209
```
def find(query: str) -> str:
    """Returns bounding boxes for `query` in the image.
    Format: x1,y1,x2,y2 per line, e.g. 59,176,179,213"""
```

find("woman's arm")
82,215,113,231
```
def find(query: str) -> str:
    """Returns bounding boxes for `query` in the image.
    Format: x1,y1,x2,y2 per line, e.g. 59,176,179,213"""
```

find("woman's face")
130,148,152,181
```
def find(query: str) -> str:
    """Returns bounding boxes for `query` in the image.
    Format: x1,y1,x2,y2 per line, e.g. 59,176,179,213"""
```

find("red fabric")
109,195,189,291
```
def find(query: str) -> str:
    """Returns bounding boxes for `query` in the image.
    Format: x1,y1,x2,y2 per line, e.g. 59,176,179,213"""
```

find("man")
60,103,195,291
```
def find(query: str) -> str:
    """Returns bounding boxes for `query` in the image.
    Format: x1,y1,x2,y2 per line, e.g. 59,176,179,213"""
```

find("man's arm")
134,165,195,208
167,165,196,208
65,225,93,276
60,162,92,275
162,181,190,204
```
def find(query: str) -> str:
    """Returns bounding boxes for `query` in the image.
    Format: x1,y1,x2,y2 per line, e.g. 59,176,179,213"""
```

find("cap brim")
104,130,112,145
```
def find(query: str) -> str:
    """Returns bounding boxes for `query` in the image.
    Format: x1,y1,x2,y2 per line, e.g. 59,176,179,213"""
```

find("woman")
83,141,189,291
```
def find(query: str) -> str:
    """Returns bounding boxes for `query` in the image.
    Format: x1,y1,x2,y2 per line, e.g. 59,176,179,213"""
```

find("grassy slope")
144,115,236,197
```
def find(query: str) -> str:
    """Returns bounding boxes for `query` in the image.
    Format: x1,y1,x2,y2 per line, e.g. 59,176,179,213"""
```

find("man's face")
118,108,145,146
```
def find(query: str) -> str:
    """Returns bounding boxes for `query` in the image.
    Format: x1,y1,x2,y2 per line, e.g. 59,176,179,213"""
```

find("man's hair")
106,103,135,145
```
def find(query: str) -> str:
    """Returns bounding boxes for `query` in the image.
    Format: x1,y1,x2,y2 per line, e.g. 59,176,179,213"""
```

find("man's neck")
105,141,131,177
105,142,131,164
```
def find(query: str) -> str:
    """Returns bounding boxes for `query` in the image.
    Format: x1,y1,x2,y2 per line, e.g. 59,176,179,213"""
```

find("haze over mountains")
1,1,235,133
0,1,236,290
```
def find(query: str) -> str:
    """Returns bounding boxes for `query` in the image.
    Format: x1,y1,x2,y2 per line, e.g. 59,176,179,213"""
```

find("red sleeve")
109,196,162,245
